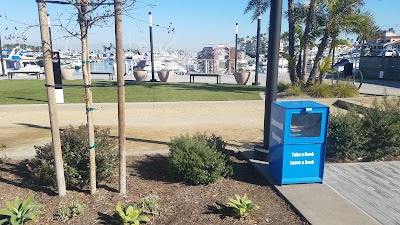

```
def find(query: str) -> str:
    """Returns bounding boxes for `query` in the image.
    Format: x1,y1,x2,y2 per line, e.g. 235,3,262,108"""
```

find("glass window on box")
290,113,322,138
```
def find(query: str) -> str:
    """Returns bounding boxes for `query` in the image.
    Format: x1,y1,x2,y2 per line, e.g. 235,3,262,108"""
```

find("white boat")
2,47,43,74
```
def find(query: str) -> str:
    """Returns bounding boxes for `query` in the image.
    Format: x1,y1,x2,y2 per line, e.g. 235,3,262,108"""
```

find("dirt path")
0,101,266,159
0,97,375,159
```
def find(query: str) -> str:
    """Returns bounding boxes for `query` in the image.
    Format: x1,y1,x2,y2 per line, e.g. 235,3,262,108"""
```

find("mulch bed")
0,153,307,224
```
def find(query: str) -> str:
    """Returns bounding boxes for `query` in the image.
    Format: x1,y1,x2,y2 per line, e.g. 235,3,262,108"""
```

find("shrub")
0,195,43,225
168,133,233,185
362,97,400,160
327,97,400,162
29,125,118,189
306,83,334,98
327,109,366,161
284,84,303,96
54,201,86,222
277,82,291,93
332,83,359,98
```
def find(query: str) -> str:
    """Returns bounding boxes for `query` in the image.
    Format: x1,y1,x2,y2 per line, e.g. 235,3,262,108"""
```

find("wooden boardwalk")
325,162,400,225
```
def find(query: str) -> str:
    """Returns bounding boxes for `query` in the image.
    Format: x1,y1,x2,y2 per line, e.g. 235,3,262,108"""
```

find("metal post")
234,23,238,73
252,13,261,86
149,12,157,82
0,33,5,76
254,0,283,160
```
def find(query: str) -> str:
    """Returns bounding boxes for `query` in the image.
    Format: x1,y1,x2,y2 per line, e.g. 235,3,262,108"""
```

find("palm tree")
300,0,317,82
318,56,335,84
244,0,270,85
306,0,375,86
244,0,270,22
329,36,351,66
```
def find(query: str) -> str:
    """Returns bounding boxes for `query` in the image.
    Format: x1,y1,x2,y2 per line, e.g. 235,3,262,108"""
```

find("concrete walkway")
241,150,382,225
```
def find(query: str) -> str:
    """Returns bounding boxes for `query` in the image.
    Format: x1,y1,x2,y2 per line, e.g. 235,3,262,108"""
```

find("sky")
1,0,399,53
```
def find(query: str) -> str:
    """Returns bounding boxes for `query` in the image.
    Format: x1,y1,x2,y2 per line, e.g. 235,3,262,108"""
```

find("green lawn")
0,80,265,104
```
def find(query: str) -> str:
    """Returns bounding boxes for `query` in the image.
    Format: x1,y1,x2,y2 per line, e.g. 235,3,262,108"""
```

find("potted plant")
61,65,75,80
157,69,173,82
234,68,250,85
133,67,147,82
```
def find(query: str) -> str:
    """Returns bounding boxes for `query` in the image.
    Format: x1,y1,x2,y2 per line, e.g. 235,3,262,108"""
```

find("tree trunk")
301,45,309,82
79,1,97,195
114,0,126,195
296,50,303,81
307,29,330,86
301,0,316,80
287,0,298,84
37,1,66,196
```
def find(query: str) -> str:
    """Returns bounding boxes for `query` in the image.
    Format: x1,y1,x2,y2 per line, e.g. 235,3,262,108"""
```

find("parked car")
378,49,398,57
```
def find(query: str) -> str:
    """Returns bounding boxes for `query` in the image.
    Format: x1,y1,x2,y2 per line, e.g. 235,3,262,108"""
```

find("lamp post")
234,23,238,73
0,33,5,76
252,8,261,86
149,12,157,82
254,0,283,160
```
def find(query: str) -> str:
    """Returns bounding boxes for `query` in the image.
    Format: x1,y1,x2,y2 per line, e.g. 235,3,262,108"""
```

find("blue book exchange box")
269,101,329,185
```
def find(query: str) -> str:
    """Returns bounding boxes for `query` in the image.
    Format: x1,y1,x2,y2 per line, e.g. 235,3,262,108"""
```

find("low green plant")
29,125,118,189
168,132,233,185
134,67,145,71
0,195,43,225
227,193,259,218
54,201,86,222
0,155,10,164
236,68,249,73
306,83,334,98
139,195,158,215
332,83,359,98
114,202,150,225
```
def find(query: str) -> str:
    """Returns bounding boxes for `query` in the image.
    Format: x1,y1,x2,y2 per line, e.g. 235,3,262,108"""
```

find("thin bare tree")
114,0,126,195
36,0,66,196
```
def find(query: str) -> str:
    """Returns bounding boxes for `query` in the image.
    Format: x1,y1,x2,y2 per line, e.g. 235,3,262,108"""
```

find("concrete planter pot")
133,70,148,82
157,70,173,82
61,67,75,80
234,72,250,85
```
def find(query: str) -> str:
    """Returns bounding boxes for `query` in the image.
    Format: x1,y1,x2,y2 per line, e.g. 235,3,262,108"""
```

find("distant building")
367,28,400,55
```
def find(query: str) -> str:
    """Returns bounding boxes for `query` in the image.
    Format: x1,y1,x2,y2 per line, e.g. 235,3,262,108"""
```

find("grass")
0,80,265,104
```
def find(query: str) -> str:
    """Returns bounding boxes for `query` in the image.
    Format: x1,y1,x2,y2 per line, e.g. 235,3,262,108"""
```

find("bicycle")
331,68,363,90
